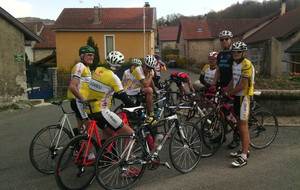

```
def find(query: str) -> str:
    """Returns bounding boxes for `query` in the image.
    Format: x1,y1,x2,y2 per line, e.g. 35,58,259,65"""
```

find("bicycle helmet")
219,30,233,38
144,55,157,69
209,52,218,58
79,45,95,56
106,51,124,70
232,41,247,51
131,58,142,66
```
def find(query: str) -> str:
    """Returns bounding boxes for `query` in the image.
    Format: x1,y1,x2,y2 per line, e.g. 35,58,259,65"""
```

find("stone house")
0,7,42,106
157,26,179,56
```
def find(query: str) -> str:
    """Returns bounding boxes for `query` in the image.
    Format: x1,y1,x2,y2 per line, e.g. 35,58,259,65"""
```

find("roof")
285,39,300,53
0,7,42,42
22,22,44,34
245,7,300,44
53,7,156,31
32,51,56,66
158,26,179,41
33,25,56,49
179,20,213,41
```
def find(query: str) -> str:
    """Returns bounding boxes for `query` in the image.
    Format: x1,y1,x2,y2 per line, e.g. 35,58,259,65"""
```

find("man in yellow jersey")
193,52,218,92
86,51,135,139
67,45,95,134
223,42,254,167
123,55,158,125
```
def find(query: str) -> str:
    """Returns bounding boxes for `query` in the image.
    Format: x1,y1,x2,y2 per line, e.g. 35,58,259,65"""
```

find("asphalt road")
0,67,300,190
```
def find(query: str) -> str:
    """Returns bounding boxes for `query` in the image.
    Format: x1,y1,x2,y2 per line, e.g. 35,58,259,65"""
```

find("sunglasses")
220,38,230,41
232,51,243,54
86,53,95,57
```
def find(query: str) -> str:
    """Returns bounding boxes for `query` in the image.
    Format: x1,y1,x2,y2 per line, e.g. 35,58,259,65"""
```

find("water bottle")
226,112,236,123
154,108,162,119
145,133,154,150
154,133,164,148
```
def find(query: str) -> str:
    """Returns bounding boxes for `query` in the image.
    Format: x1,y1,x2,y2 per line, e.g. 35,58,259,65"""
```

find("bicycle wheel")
197,113,225,157
169,121,202,173
29,125,73,174
95,134,147,190
249,108,278,149
55,135,100,190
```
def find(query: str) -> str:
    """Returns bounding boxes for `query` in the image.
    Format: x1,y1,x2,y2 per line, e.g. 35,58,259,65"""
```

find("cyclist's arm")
227,77,248,96
212,66,220,86
68,78,84,100
141,70,154,87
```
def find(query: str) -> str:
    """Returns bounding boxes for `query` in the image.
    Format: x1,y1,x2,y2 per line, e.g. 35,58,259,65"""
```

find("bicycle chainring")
147,156,160,170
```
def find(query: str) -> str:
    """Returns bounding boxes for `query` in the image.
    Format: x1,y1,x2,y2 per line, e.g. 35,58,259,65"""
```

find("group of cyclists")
68,29,254,168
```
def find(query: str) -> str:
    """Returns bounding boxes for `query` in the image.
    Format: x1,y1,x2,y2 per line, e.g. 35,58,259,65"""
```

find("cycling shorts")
233,96,251,121
70,99,89,121
90,109,125,131
126,88,141,96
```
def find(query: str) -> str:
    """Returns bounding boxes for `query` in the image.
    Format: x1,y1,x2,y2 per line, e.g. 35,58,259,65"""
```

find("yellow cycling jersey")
232,58,255,96
123,66,145,91
67,62,91,100
85,67,124,113
200,64,216,86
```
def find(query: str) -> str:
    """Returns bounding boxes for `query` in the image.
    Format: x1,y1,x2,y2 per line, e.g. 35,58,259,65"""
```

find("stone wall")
0,17,28,106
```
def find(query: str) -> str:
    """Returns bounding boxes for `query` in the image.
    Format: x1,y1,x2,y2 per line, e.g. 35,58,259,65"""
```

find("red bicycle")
55,99,127,190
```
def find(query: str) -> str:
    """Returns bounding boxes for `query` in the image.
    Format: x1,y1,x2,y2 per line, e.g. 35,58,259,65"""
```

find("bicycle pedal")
161,162,171,169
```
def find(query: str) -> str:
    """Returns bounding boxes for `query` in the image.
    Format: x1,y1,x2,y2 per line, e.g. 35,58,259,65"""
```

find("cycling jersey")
217,50,234,87
86,67,124,113
168,72,189,87
200,64,216,86
232,58,254,96
123,66,145,92
67,62,91,100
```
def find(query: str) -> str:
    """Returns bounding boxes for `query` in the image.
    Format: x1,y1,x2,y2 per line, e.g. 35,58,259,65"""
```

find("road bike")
29,100,77,174
94,104,202,190
197,90,279,157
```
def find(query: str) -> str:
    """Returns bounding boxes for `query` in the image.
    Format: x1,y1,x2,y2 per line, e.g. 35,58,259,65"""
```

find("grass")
255,76,300,90
0,100,33,112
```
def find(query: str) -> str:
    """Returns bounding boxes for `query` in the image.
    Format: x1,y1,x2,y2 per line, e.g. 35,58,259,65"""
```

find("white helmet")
232,41,247,51
131,58,142,66
209,52,218,58
144,55,157,68
219,30,233,38
106,51,124,70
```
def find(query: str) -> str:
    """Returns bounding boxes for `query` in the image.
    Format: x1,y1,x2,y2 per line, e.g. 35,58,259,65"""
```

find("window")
197,27,203,32
105,35,115,57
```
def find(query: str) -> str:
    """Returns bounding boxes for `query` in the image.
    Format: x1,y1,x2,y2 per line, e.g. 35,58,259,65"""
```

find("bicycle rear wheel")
55,135,99,190
249,108,278,149
169,121,202,173
95,134,147,190
197,113,225,157
29,125,73,174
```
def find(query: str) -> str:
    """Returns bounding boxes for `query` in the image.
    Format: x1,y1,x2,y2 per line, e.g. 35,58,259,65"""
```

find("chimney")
93,6,99,24
280,0,286,15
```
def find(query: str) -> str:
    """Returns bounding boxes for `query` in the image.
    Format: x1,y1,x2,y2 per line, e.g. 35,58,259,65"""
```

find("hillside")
18,17,55,24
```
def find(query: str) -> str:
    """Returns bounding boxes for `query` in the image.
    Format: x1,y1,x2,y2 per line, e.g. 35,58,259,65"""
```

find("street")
0,67,300,190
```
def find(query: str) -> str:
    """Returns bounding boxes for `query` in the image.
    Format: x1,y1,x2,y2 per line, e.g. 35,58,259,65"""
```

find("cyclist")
224,41,254,167
153,54,166,86
209,30,240,149
122,55,158,125
166,72,195,95
67,45,95,134
193,51,218,92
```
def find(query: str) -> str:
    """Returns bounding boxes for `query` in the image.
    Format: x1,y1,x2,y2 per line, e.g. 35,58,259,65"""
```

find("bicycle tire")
249,108,278,149
29,124,73,174
197,113,225,158
55,135,100,190
169,121,202,173
95,134,147,190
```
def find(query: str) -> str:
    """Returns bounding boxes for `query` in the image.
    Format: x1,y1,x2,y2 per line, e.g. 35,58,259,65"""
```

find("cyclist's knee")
142,87,153,94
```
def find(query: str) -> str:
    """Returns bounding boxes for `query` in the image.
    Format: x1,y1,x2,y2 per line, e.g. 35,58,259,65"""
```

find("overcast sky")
1,0,271,20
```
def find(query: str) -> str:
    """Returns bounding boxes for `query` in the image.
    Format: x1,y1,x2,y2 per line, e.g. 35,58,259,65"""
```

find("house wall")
55,31,154,70
281,31,300,75
33,49,54,62
161,41,177,49
0,17,28,106
187,40,215,66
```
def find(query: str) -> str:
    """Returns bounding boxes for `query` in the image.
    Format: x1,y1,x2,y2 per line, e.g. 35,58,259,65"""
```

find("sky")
0,0,270,20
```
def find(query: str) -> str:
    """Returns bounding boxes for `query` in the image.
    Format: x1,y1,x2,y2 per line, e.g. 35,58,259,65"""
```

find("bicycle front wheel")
55,135,99,190
95,134,147,190
29,125,73,174
249,108,278,149
197,113,225,157
169,121,202,173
